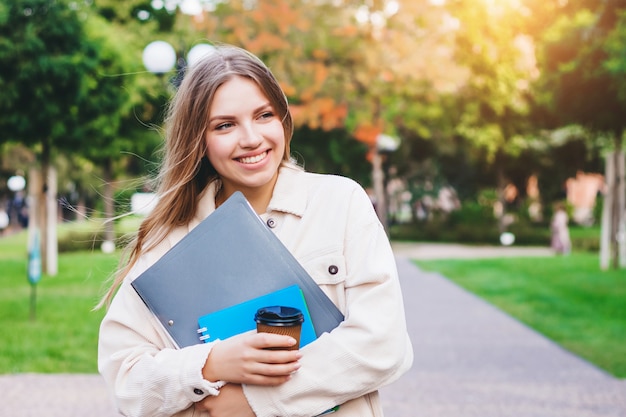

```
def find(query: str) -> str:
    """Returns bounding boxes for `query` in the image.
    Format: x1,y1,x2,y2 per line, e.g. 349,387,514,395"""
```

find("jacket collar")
267,164,307,217
192,164,307,230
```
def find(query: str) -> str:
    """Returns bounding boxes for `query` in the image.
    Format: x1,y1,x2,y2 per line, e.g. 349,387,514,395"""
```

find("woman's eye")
215,122,234,130
259,111,274,120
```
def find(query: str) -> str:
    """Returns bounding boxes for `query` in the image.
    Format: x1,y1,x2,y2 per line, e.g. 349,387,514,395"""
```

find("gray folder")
131,191,344,348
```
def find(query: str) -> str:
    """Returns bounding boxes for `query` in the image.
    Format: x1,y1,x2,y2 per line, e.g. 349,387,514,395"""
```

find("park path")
381,248,626,417
1,243,625,417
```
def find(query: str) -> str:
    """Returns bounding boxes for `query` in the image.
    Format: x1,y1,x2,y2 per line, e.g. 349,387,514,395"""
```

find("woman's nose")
239,122,263,148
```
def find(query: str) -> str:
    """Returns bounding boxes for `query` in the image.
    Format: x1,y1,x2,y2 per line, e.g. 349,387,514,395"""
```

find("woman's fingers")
202,331,302,385
252,332,299,351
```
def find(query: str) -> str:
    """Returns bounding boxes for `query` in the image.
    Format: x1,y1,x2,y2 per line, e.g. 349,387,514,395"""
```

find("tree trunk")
600,153,613,270
40,139,49,275
610,150,620,270
600,133,625,270
616,134,625,269
618,152,626,268
31,138,58,276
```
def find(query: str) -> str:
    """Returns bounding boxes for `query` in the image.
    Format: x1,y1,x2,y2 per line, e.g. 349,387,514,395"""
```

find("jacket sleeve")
242,185,414,417
98,255,225,417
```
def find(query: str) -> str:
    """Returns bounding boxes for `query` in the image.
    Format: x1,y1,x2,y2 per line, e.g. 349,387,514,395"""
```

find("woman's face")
205,76,286,197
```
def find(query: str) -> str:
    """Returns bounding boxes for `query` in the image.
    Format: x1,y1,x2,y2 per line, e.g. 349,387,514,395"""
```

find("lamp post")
142,40,215,87
372,134,400,233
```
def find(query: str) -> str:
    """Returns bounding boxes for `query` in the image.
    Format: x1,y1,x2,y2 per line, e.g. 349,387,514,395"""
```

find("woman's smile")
237,150,270,165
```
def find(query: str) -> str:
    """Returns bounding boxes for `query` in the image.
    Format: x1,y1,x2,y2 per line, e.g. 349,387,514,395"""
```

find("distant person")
8,191,28,228
550,202,571,255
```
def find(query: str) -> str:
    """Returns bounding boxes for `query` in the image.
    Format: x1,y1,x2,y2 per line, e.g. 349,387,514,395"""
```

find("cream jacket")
98,165,413,417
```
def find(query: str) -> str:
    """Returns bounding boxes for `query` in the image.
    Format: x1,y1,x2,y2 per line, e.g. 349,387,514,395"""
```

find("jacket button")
328,265,339,275
266,218,276,228
193,388,204,395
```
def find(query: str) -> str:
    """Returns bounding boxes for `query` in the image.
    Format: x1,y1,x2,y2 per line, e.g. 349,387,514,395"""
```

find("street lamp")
372,134,400,233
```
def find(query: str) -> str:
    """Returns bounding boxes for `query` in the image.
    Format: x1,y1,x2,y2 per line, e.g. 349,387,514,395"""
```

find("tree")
530,0,626,269
0,0,105,272
72,12,149,246
444,0,540,232
0,0,156,266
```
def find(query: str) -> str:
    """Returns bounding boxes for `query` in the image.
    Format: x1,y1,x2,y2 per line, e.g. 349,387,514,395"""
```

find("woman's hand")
202,331,302,385
195,384,255,417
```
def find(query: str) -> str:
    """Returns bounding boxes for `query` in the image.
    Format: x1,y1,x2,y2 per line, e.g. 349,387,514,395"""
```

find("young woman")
98,44,413,417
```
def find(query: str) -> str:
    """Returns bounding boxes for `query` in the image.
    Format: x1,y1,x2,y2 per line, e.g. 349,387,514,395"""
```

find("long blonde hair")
98,44,294,308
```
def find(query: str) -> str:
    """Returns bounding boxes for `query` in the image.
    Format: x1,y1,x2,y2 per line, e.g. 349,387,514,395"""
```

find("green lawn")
2,228,625,378
415,253,626,378
0,234,118,374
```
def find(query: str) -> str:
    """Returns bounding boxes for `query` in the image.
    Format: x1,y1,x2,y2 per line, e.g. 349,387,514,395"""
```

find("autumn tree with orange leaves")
194,0,461,147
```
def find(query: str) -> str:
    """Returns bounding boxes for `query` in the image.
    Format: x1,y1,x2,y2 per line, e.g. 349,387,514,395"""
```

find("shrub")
58,230,104,253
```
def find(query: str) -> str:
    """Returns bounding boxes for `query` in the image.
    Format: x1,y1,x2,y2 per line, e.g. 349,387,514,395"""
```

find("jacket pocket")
302,254,347,313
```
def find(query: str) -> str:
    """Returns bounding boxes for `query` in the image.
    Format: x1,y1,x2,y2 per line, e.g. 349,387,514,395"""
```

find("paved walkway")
1,243,625,417
381,248,626,417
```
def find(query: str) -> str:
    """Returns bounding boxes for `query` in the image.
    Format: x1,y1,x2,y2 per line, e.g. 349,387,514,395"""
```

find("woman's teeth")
239,151,267,164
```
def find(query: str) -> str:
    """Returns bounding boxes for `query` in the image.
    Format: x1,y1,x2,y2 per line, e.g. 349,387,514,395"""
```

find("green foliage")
605,10,626,100
292,126,371,186
74,13,135,157
390,196,495,243
448,0,535,162
569,225,602,252
58,230,105,253
507,220,551,246
390,197,601,250
0,0,91,146
54,215,142,252
415,253,626,377
533,0,626,137
0,0,162,201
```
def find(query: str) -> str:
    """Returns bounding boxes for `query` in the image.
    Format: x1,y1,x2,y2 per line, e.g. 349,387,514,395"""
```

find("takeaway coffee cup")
255,306,304,351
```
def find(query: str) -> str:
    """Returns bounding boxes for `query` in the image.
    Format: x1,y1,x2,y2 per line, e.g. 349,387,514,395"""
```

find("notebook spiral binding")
197,327,210,341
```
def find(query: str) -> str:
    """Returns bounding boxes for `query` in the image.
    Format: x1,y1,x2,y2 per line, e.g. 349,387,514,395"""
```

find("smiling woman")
97,44,413,417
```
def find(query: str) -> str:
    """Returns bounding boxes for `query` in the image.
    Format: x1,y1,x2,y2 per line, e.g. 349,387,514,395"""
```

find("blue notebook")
197,284,317,347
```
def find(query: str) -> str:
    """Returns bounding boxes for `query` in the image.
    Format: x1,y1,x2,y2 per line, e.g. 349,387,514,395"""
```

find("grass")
0,231,119,374
415,253,626,378
1,225,624,377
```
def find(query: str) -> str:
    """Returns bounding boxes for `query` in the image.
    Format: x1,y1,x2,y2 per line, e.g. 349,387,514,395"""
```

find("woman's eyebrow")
209,103,273,123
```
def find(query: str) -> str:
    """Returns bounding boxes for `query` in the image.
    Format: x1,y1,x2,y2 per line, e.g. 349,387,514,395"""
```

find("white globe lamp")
187,43,215,68
7,175,26,192
101,240,116,254
500,232,515,246
142,40,177,75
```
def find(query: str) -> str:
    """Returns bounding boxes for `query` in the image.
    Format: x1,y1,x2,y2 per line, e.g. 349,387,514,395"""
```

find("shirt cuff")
181,343,226,401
